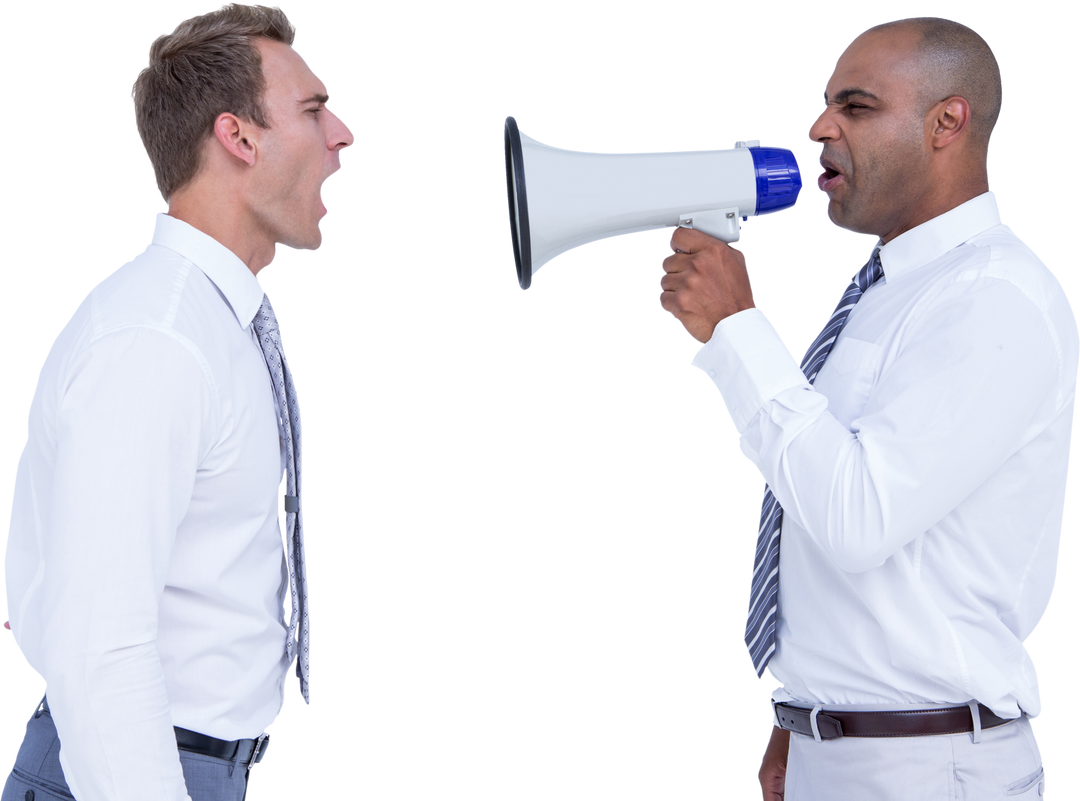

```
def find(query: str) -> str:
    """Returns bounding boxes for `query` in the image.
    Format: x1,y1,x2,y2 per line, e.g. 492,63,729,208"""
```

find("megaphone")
505,117,801,289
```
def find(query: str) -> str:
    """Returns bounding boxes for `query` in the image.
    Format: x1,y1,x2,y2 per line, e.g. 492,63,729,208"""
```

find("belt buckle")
248,733,269,769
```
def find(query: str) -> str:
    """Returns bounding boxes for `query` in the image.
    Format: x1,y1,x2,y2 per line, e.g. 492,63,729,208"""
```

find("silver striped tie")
745,249,884,677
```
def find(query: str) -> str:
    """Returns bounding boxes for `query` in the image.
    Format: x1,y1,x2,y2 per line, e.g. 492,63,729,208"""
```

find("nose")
330,107,356,154
809,106,839,143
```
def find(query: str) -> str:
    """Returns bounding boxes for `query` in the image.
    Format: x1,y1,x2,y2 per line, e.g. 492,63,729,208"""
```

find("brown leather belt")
773,701,1016,740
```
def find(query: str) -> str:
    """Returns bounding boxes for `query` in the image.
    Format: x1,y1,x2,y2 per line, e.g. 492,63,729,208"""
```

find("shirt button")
708,369,717,378
25,790,35,801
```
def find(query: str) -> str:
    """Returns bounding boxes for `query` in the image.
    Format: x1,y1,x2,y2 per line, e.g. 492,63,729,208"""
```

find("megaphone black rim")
504,117,532,290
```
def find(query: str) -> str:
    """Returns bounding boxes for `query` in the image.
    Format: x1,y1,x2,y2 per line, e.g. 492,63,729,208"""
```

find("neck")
166,189,278,278
876,177,989,246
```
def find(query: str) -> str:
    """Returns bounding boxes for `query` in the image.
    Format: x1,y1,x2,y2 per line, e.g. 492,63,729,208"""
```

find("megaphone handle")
678,207,742,243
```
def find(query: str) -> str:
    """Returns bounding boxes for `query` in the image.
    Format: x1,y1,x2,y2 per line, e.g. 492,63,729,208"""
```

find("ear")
212,112,258,166
929,96,972,150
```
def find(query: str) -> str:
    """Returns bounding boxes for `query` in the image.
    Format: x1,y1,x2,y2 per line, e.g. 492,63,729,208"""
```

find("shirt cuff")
692,308,809,432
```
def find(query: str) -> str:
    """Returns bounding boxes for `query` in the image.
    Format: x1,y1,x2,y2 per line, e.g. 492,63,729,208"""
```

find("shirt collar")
152,213,264,330
876,192,1001,282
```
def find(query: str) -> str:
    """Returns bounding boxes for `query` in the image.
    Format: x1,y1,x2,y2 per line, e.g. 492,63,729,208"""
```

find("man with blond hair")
2,5,352,800
662,18,1074,800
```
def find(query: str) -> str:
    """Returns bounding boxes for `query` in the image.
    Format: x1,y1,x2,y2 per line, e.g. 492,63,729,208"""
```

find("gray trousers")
1,701,251,801
785,713,1045,799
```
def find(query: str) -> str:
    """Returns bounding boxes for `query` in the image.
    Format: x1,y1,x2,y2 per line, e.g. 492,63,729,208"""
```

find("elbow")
828,545,892,574
825,531,894,574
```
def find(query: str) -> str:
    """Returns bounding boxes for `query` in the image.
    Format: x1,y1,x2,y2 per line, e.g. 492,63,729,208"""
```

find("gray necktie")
745,249,884,677
254,294,310,702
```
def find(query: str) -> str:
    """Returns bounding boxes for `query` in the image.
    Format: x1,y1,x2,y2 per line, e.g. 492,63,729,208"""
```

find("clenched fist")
660,226,756,342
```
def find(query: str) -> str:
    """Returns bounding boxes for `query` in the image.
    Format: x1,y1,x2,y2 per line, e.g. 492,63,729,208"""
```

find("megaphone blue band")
751,147,802,216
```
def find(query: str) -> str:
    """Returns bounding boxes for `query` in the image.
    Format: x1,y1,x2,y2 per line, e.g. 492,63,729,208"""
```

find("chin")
825,211,876,239
283,226,323,251
826,201,850,230
282,242,324,255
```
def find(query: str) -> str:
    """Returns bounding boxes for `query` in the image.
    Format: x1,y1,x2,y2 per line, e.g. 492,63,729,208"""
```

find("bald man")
661,18,1075,800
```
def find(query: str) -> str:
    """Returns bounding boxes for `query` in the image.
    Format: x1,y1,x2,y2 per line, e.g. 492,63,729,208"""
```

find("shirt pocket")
1002,759,1045,798
815,337,884,430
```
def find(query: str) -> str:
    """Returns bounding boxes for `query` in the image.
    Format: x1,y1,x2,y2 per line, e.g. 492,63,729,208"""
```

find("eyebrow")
826,88,880,104
299,93,329,105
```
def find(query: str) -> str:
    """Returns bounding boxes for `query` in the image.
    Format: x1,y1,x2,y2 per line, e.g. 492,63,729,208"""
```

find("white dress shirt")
5,214,290,801
693,193,1078,719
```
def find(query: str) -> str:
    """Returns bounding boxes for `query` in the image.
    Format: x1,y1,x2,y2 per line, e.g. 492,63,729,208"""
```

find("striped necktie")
254,294,311,702
745,248,884,677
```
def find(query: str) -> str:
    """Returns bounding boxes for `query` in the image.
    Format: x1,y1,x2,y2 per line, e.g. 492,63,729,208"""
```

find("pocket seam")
826,338,883,375
1004,765,1044,796
10,766,76,800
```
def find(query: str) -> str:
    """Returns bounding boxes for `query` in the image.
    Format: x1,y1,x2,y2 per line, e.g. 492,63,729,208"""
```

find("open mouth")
818,164,844,192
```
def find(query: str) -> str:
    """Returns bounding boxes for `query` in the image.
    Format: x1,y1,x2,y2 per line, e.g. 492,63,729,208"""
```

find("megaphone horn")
504,117,801,290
